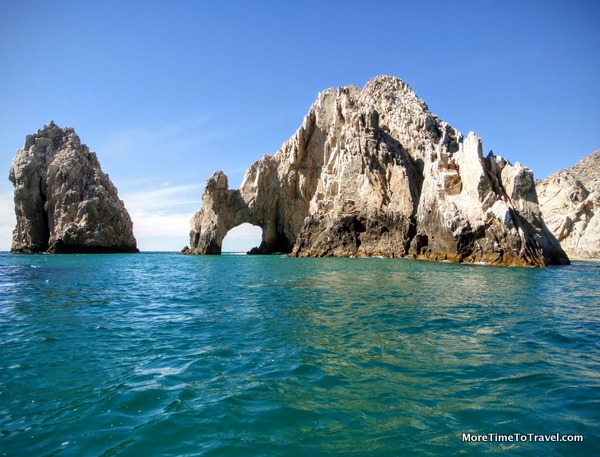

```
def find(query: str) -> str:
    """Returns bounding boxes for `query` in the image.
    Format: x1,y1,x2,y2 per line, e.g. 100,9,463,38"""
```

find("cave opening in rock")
221,223,263,254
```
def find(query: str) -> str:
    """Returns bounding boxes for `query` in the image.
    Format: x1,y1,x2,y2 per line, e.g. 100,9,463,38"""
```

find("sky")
1,0,599,251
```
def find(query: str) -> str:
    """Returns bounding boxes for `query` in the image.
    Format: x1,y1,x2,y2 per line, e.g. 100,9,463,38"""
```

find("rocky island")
9,121,138,253
184,76,568,266
537,150,599,259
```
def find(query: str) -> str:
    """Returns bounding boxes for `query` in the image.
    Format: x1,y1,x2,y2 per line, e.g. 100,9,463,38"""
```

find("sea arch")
186,171,295,255
221,223,263,253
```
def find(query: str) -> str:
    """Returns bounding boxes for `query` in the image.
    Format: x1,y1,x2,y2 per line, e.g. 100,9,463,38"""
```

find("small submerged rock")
9,121,138,253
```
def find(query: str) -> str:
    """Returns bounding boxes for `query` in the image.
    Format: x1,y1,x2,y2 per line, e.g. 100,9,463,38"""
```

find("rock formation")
536,151,599,259
184,76,568,266
9,121,138,253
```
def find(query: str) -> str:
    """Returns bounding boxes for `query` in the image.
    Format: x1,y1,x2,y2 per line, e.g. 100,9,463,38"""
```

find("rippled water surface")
1,252,599,456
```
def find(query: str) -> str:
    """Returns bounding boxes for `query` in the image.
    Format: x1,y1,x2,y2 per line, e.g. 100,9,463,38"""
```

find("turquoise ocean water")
0,252,599,456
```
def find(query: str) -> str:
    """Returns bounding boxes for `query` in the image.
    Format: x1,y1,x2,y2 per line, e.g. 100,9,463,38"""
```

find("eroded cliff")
184,76,568,266
536,151,599,259
9,121,138,253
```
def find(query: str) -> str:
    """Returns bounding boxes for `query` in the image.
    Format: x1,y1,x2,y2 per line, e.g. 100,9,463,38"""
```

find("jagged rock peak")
184,76,568,266
537,150,600,259
9,121,138,253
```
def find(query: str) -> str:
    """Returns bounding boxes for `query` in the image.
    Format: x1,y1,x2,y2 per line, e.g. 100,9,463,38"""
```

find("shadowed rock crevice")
184,76,568,266
9,122,138,254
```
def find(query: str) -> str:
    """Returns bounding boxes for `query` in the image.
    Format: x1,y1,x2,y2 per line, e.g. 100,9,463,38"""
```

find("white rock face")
537,151,600,259
9,121,138,253
185,76,568,266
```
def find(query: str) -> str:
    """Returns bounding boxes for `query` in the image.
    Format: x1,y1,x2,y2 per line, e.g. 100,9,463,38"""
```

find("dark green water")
0,252,598,456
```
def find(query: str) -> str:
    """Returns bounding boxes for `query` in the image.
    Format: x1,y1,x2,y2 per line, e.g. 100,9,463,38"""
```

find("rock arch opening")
221,223,263,254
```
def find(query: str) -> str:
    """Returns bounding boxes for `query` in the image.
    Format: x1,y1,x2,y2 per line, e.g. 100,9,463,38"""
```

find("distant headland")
537,150,600,259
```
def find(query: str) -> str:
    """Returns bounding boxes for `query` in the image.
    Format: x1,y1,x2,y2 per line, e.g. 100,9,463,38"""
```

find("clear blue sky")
1,0,598,251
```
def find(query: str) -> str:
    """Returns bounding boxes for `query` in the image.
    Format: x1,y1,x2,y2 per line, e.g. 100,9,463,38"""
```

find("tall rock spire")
9,121,138,253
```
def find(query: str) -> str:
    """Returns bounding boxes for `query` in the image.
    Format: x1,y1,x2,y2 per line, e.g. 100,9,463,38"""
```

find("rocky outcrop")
536,151,599,259
9,121,138,253
184,76,568,266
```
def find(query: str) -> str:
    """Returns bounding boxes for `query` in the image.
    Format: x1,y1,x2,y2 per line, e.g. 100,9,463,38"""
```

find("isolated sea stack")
184,76,568,266
536,151,600,259
9,121,138,253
